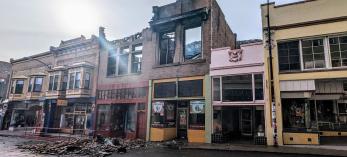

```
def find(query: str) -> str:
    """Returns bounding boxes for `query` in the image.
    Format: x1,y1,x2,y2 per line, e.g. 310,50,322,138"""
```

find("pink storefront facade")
210,42,267,144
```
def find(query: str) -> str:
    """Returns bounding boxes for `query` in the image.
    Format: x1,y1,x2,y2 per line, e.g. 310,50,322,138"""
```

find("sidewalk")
181,143,347,157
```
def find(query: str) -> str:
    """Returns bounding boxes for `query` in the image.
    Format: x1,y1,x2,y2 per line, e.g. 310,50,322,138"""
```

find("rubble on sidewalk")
17,137,149,157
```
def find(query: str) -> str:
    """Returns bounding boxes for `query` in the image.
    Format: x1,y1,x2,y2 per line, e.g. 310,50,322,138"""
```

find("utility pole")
266,0,278,146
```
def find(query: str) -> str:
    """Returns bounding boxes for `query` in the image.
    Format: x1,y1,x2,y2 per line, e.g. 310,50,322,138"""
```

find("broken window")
154,82,176,98
14,80,24,94
329,35,347,67
120,46,130,54
302,38,325,69
107,50,117,76
118,54,129,75
159,32,175,65
178,79,203,97
133,44,143,51
97,105,111,131
184,26,202,60
278,41,300,72
222,75,253,102
126,105,136,132
131,52,142,73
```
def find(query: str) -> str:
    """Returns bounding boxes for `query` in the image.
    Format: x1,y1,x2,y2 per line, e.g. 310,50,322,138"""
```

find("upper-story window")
329,35,347,67
12,80,24,94
84,72,90,89
68,72,81,89
278,41,300,72
344,81,347,92
213,74,264,102
107,44,143,76
28,77,43,92
107,49,117,76
48,75,59,91
159,32,175,65
118,50,129,75
302,38,325,69
184,26,202,61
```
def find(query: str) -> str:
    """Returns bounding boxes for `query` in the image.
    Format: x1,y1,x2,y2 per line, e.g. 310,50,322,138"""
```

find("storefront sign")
57,99,68,106
152,101,164,116
190,100,205,114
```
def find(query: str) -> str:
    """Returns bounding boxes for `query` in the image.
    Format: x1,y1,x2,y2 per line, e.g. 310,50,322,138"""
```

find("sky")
0,0,299,62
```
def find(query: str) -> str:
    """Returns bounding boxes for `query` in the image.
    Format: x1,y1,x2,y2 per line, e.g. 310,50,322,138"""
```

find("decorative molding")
228,49,243,62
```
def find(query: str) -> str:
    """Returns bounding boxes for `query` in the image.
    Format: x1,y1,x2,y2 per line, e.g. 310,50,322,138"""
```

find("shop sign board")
57,99,68,106
190,100,205,114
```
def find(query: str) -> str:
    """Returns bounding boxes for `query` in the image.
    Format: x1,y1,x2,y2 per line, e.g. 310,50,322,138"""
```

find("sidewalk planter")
150,128,176,142
188,129,205,143
283,132,319,145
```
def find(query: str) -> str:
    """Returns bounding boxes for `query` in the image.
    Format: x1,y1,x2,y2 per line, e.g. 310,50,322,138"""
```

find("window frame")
184,25,203,61
212,73,265,103
14,79,24,94
328,35,347,68
159,31,176,65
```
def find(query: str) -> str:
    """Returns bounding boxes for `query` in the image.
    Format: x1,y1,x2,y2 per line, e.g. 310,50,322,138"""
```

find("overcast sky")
0,0,299,62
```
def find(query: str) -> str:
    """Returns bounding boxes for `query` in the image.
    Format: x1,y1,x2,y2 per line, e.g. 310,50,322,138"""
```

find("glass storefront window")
222,75,253,102
154,82,176,98
178,80,203,97
126,105,136,132
189,100,205,130
151,101,176,128
97,105,111,131
282,99,317,132
254,74,264,100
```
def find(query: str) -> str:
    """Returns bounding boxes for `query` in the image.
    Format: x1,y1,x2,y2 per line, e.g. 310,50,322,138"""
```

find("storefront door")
74,114,86,134
177,108,188,139
240,108,253,136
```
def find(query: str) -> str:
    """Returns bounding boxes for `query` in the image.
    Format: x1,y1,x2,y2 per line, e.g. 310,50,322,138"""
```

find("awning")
281,92,312,99
310,94,343,100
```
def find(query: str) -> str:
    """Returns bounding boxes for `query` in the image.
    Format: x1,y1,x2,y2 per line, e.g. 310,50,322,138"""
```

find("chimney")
99,26,106,39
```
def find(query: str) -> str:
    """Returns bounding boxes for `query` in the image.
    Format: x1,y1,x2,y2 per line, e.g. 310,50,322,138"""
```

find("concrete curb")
180,144,346,157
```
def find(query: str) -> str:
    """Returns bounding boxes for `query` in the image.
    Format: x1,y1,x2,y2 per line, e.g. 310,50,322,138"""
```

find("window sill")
279,67,347,74
106,72,142,78
153,59,206,69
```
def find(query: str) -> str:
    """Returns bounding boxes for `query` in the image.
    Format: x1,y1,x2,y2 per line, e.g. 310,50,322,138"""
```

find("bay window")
74,72,81,89
28,77,43,92
84,72,90,89
184,26,202,60
33,77,43,92
69,73,75,89
48,75,60,91
14,80,24,94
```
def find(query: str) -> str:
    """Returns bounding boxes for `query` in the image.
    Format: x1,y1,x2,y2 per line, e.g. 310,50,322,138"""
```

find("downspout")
266,0,278,146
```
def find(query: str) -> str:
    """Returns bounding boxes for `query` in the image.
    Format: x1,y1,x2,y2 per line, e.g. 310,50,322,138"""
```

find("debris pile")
17,137,148,157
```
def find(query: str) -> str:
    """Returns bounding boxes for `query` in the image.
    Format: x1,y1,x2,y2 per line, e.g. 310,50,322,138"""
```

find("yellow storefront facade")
261,0,347,145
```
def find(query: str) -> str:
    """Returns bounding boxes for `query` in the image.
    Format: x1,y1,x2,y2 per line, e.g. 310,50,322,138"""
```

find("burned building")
147,0,236,143
96,30,149,139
